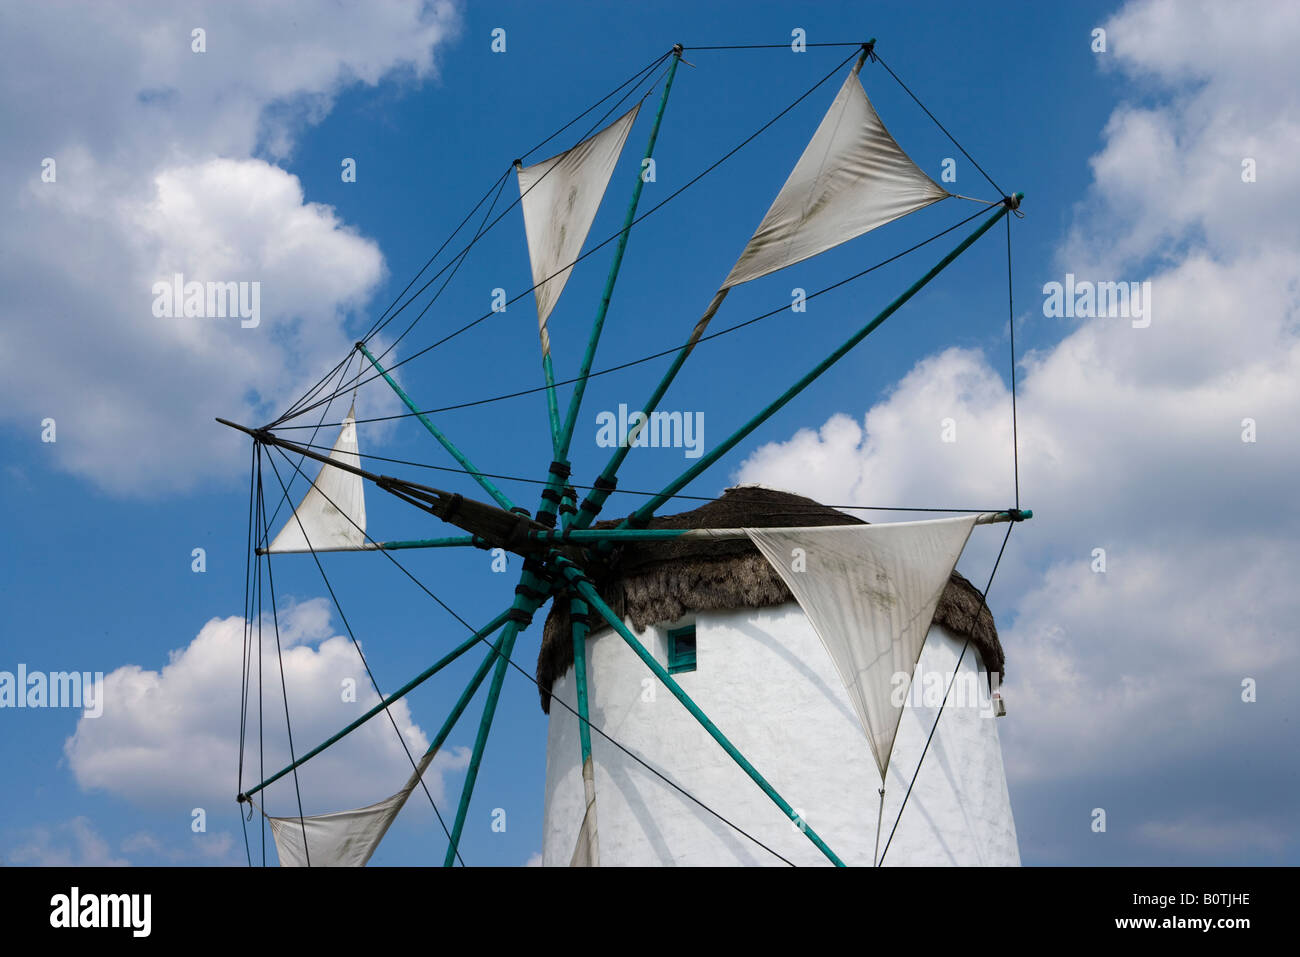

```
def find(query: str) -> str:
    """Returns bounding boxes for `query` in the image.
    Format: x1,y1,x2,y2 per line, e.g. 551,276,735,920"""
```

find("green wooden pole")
542,352,563,457
357,343,514,510
571,198,1019,532
442,620,520,866
239,607,512,801
556,49,682,463
635,199,1018,527
556,559,845,867
440,556,555,864
569,595,593,763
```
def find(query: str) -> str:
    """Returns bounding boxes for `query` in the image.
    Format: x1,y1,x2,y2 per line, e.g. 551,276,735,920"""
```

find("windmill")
221,39,1030,867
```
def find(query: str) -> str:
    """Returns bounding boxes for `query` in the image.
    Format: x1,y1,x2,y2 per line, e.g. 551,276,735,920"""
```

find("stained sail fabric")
722,69,949,289
746,516,977,779
267,405,366,553
268,752,433,867
517,104,640,354
569,755,599,867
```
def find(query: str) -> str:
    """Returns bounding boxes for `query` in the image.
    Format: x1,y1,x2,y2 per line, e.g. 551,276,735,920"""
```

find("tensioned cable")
1006,216,1020,508
264,351,357,535
876,204,1022,866
683,42,868,50
269,438,1015,518
362,165,513,373
363,57,669,362
876,520,1015,866
278,202,989,432
261,451,467,866
360,52,670,355
279,55,673,426
870,50,1005,199
238,441,258,867
280,175,509,424
279,51,674,422
264,441,796,865
257,451,312,865
280,59,676,426
278,48,862,427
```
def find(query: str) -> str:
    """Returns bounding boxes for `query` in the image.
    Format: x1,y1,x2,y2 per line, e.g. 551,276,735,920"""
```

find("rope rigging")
276,202,993,433
233,37,1026,868
276,47,863,427
251,439,797,866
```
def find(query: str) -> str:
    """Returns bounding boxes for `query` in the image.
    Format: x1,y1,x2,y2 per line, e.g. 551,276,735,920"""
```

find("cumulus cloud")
6,816,130,867
64,599,470,818
0,1,458,493
735,0,1300,860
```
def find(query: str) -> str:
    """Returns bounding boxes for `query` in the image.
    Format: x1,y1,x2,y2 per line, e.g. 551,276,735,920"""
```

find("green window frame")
667,624,697,674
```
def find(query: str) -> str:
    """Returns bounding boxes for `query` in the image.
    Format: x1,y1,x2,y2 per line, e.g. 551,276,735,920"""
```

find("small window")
667,625,696,674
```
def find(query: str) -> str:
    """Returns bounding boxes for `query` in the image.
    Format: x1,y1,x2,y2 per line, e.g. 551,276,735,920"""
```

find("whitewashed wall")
542,602,1020,866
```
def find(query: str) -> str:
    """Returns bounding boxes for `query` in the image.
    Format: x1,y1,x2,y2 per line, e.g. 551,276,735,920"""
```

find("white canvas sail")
722,68,949,289
746,516,977,779
517,104,641,354
267,406,366,553
569,755,599,867
268,751,433,867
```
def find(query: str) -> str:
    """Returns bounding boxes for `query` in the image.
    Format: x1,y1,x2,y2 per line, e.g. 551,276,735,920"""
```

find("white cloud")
64,599,471,818
734,0,1300,857
6,816,130,867
0,1,458,494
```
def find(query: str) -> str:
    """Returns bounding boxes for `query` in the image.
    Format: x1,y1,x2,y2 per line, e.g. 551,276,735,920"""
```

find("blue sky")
2,0,1297,867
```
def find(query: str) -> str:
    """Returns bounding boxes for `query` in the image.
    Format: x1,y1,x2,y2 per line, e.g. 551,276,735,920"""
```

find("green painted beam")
570,595,593,763
556,50,682,464
542,352,563,457
239,606,512,801
557,558,845,867
357,343,513,510
626,199,1018,526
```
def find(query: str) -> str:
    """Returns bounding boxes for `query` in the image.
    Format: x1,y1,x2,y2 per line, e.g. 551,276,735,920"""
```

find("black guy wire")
361,161,512,374
683,42,868,50
279,48,861,427
274,437,1015,518
263,440,795,866
877,520,1015,867
261,451,467,866
870,50,1005,199
279,51,672,422
258,452,312,865
1006,215,1020,508
279,201,988,432
264,352,357,535
319,57,670,410
238,441,257,867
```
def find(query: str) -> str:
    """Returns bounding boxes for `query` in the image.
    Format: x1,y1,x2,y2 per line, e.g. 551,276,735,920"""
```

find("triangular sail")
517,104,641,355
569,755,599,867
722,68,949,289
746,516,977,780
267,406,366,553
268,752,433,867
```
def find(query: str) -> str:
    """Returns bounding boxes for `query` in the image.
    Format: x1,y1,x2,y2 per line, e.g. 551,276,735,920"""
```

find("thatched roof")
536,485,1003,712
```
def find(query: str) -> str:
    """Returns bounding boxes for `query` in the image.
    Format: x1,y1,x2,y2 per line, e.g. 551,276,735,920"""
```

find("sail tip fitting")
1007,508,1032,522
236,792,248,804
1002,192,1023,210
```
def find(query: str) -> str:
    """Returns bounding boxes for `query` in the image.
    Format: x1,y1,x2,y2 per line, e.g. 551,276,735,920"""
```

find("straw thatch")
536,485,1003,712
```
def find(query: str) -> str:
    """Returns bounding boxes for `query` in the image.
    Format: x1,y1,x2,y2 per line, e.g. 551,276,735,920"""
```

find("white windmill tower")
538,486,1020,867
